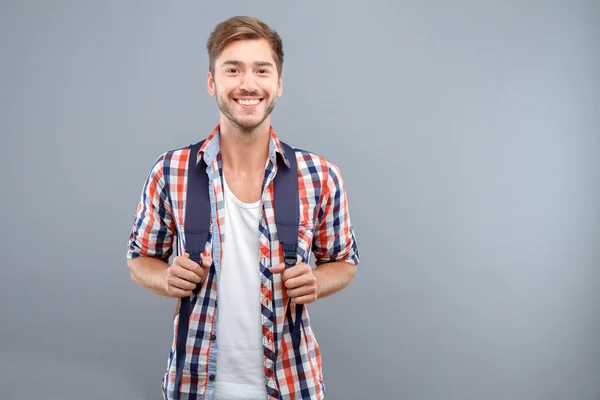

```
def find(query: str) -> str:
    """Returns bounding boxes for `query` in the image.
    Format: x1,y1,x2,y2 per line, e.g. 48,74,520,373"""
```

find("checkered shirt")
127,125,359,399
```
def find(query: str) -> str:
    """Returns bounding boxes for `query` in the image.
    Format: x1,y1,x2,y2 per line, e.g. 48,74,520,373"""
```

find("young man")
126,16,359,400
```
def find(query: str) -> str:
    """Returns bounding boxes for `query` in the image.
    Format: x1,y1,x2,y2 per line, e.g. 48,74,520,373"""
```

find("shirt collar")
196,124,291,169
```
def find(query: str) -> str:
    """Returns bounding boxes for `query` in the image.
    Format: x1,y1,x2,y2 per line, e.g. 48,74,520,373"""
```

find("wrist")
313,267,324,299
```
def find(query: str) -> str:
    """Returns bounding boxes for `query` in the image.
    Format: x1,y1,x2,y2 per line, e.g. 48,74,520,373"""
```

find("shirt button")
210,334,216,340
209,374,216,381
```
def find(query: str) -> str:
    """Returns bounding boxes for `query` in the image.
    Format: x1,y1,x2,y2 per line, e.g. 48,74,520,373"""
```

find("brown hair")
206,16,284,76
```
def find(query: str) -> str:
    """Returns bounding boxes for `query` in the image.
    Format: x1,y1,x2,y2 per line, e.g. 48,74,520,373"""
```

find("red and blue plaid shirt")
127,125,359,399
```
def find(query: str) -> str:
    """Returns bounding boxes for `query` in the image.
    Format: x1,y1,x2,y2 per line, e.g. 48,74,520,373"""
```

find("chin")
236,122,264,131
233,116,267,130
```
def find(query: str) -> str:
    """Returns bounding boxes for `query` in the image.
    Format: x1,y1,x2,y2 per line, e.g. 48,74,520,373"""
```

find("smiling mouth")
235,98,263,108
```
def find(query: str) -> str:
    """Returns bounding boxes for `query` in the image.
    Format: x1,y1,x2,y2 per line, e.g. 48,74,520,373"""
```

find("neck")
219,116,271,173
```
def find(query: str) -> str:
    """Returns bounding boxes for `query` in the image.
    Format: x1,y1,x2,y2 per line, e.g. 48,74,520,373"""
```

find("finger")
291,294,317,304
176,256,202,270
284,274,315,290
283,264,311,280
287,285,317,298
170,287,194,298
270,263,285,274
172,265,202,283
174,258,204,278
169,276,197,291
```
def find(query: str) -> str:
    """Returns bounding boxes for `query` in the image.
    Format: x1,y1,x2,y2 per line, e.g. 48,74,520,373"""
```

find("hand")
270,262,318,304
166,253,212,298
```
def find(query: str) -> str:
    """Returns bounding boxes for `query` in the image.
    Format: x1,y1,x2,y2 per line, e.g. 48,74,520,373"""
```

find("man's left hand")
270,262,318,304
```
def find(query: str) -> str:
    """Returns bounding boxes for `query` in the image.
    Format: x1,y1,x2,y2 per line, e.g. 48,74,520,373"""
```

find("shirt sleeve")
312,161,359,266
127,153,177,261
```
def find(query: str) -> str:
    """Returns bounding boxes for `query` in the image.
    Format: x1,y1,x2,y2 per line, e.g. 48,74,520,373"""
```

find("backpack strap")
173,140,209,399
182,140,211,268
273,141,299,267
274,141,303,351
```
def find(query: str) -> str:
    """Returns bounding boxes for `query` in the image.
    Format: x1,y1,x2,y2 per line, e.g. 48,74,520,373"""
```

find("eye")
257,69,270,74
226,68,239,74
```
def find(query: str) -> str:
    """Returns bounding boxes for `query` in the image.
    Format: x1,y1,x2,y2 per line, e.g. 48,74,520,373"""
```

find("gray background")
1,1,598,399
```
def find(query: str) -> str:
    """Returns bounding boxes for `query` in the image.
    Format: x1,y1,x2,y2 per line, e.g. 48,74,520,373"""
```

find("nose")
239,71,258,93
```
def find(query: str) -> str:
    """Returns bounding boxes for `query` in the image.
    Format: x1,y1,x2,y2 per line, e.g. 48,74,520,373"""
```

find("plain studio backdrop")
0,1,598,399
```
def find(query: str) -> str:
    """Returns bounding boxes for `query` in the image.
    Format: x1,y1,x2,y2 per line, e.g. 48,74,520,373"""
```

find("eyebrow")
220,60,275,69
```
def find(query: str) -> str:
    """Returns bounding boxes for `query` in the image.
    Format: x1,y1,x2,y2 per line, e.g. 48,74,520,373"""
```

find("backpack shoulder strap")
273,141,304,351
173,139,208,399
273,141,300,266
184,140,210,262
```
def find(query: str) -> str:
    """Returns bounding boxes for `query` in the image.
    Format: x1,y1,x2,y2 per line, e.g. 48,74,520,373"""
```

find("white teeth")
237,99,260,106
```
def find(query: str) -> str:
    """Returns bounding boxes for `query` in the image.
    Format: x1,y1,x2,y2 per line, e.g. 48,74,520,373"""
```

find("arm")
266,159,360,304
271,259,356,304
128,253,211,300
126,153,210,299
313,261,357,299
312,160,360,298
126,153,176,295
128,256,170,297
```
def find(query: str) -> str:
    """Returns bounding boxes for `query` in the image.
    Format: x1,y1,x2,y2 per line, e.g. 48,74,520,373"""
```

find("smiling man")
126,16,359,400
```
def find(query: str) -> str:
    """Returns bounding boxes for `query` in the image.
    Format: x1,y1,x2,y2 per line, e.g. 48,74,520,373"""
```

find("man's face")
208,38,282,132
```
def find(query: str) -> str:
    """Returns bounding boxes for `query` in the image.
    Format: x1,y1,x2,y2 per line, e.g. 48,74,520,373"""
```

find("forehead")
216,38,276,66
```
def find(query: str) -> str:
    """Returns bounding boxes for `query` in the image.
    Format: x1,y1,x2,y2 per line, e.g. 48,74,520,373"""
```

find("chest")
172,170,323,269
222,169,265,204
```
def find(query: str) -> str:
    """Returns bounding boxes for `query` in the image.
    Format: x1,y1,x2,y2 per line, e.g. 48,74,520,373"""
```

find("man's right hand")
166,253,212,298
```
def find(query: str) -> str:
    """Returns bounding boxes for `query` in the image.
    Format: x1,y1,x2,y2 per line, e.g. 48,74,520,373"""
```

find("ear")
277,71,283,97
207,70,216,96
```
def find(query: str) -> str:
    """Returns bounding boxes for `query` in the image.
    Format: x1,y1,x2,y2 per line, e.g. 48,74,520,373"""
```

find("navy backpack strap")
173,140,210,399
274,141,303,351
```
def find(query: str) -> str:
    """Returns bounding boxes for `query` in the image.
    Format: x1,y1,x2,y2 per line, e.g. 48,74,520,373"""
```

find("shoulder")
285,144,345,191
161,144,194,167
146,144,195,180
284,146,344,198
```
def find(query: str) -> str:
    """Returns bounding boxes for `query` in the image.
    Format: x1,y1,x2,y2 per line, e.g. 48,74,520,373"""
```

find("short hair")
206,16,284,76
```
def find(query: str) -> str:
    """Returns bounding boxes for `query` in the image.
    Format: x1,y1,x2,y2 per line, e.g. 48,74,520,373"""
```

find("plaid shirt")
127,125,359,399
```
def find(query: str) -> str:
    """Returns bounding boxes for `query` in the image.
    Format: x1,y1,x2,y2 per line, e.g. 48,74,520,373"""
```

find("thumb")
270,263,286,275
200,254,213,270
184,252,209,269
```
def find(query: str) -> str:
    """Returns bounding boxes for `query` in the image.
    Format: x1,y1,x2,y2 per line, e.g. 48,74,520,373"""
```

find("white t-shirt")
212,177,267,400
